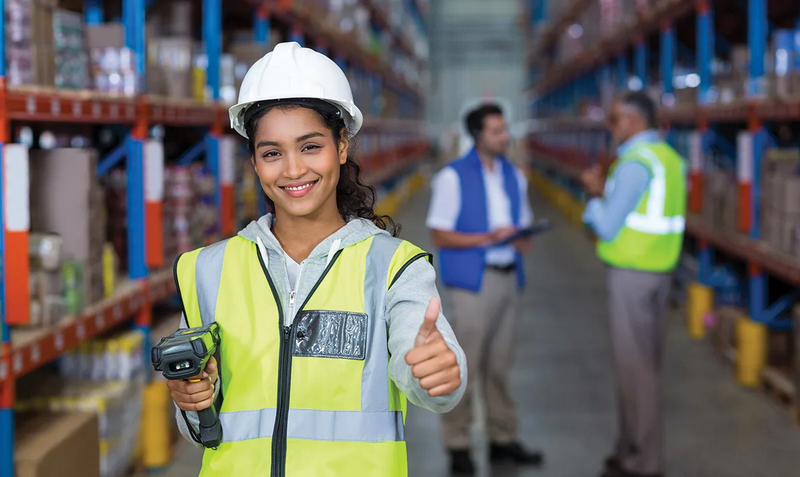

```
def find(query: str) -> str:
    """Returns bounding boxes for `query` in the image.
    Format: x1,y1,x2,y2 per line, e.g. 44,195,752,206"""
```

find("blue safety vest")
438,148,525,292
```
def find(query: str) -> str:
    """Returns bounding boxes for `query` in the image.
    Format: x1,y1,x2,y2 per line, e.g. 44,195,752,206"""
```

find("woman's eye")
262,151,280,159
302,144,321,152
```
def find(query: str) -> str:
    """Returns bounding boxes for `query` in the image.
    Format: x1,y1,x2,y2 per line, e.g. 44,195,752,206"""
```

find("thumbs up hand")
405,298,462,397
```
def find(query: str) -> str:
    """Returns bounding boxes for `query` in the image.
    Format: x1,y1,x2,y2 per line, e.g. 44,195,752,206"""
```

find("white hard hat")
229,42,364,139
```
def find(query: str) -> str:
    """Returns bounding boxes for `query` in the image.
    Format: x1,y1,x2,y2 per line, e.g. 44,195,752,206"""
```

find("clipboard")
495,219,553,246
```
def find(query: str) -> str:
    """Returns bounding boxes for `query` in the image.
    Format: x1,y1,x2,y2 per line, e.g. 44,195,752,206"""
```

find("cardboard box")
779,215,800,254
30,149,106,307
15,412,101,477
763,172,786,211
783,176,800,214
86,23,124,50
170,0,193,37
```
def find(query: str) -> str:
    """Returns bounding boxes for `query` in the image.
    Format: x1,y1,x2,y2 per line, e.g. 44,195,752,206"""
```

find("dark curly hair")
244,101,400,237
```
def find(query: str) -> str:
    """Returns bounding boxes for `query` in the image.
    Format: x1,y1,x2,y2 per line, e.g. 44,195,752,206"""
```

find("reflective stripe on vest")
191,234,407,444
220,409,404,443
195,240,229,326
621,147,686,235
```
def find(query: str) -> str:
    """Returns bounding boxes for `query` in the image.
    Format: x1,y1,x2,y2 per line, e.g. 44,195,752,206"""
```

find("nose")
283,151,309,179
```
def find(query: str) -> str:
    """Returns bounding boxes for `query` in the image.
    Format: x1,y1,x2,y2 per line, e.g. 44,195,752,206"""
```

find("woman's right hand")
168,356,218,412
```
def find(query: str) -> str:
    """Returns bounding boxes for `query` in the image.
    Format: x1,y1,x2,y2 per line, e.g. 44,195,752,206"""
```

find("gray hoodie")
176,215,468,447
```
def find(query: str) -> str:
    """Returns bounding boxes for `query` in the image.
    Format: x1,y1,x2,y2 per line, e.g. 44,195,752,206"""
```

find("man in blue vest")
427,103,542,475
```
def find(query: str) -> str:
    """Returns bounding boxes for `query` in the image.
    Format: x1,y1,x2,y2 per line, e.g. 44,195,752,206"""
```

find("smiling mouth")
280,180,319,191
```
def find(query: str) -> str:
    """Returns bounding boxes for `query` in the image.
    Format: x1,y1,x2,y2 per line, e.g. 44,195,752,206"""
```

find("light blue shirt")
582,130,658,242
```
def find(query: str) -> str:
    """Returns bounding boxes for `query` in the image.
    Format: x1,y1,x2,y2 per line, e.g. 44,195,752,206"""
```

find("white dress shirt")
426,159,534,266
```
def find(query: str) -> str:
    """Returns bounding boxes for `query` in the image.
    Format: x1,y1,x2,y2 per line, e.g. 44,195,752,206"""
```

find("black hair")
465,103,504,141
620,90,658,128
244,102,400,237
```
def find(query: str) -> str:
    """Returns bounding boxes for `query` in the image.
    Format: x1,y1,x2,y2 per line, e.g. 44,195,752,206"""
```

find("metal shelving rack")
0,0,430,474
525,0,798,365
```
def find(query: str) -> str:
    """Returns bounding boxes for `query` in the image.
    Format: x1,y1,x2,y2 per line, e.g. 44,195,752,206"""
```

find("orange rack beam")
1,268,175,381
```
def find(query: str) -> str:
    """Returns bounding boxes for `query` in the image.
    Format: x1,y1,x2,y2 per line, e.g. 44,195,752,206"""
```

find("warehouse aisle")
158,186,800,477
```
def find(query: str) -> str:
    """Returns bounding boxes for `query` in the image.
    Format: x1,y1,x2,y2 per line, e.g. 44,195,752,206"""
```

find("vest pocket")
292,310,368,360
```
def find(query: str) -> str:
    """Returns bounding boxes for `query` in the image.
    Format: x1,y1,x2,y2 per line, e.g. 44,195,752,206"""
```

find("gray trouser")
441,269,519,449
607,267,672,475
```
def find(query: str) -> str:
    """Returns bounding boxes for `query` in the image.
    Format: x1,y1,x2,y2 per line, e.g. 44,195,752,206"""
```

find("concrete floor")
153,187,800,477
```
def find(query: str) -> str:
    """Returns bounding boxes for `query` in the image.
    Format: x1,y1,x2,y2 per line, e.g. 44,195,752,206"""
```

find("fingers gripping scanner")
151,322,223,448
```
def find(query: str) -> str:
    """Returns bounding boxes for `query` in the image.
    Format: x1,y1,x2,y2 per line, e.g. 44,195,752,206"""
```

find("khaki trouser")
607,266,672,475
441,268,519,449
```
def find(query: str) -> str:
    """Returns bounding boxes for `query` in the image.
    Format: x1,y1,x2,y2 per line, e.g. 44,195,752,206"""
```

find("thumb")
415,298,441,347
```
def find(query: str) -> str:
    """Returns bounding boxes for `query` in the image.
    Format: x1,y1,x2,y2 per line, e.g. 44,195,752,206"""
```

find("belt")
486,263,516,274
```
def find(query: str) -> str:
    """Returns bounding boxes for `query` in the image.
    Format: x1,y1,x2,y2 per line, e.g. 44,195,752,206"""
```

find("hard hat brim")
229,99,363,139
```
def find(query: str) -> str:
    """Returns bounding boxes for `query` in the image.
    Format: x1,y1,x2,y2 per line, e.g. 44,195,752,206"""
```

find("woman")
169,42,467,476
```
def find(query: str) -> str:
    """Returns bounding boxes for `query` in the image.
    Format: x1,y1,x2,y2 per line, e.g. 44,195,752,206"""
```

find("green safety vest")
175,234,431,476
596,141,687,272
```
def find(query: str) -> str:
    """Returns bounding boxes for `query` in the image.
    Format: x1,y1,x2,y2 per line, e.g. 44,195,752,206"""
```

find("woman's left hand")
405,298,462,397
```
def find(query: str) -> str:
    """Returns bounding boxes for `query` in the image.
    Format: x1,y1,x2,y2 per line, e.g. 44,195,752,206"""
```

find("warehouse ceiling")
431,0,523,66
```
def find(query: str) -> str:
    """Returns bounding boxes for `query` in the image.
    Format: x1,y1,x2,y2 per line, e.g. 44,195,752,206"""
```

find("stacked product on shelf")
147,36,195,100
28,234,68,327
235,143,261,229
672,26,800,107
53,8,90,89
163,165,217,261
59,329,145,382
5,0,56,87
29,148,107,318
86,23,138,96
760,148,800,256
5,0,91,89
16,330,147,477
702,168,738,233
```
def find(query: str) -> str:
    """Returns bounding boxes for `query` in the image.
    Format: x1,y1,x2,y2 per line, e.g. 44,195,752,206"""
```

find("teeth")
285,183,313,191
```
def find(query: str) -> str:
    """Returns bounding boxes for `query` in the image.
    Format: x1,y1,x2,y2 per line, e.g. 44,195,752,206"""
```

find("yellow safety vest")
596,142,687,272
175,234,431,477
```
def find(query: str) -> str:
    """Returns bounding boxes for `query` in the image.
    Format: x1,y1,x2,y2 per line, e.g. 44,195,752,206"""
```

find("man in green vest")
581,91,687,477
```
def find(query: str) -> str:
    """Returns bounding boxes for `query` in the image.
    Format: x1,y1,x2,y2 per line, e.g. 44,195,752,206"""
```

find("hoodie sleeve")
386,258,467,413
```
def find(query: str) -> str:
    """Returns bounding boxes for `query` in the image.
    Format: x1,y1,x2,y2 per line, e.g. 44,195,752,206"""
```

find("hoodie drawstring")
326,239,341,266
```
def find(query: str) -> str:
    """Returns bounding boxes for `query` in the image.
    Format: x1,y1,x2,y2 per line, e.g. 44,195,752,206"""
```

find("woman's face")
251,107,348,220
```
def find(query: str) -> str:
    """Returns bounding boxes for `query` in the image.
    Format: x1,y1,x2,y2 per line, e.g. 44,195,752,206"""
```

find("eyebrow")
256,132,325,149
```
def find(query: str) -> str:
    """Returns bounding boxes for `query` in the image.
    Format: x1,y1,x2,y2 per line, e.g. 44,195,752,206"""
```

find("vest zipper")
288,291,296,325
257,248,343,477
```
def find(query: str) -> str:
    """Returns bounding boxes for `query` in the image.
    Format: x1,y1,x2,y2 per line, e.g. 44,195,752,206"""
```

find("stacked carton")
163,165,217,258
760,149,800,255
87,23,138,96
5,0,57,87
14,412,101,477
702,169,738,232
5,0,90,89
16,374,145,477
30,149,107,308
769,30,800,100
53,8,90,89
28,234,67,326
59,330,145,382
